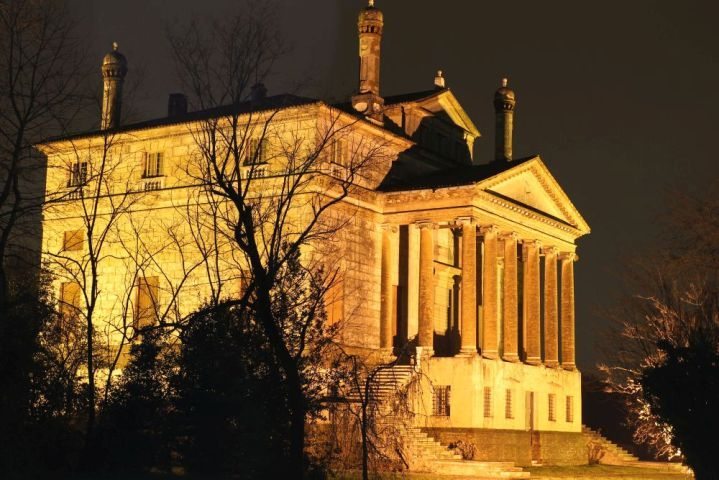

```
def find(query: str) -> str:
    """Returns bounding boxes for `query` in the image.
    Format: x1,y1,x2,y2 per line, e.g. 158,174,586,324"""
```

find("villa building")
37,0,601,470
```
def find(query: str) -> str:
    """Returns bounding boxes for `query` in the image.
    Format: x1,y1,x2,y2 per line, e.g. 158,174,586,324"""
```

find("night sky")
70,0,719,369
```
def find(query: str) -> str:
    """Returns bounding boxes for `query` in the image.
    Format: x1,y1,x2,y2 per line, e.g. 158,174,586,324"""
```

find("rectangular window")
548,393,556,422
245,138,267,165
67,161,88,187
566,395,574,423
433,385,451,416
60,282,82,319
325,280,343,325
135,276,159,329
63,230,84,251
505,389,513,419
143,152,164,178
330,139,347,166
483,386,492,418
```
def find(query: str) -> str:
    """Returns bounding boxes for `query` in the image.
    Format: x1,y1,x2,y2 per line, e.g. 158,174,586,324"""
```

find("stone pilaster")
417,221,435,354
458,218,477,355
523,240,541,365
501,232,519,362
481,225,499,359
560,252,577,370
379,224,397,352
543,246,559,367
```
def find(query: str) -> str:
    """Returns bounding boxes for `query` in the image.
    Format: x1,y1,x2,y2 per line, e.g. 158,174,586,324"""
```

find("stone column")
560,252,577,370
406,224,420,339
418,221,435,355
501,232,519,362
481,225,499,359
523,240,541,365
543,246,559,367
379,224,397,352
458,218,477,355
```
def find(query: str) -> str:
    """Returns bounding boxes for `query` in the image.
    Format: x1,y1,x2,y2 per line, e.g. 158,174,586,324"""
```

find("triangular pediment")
478,156,590,234
414,90,480,138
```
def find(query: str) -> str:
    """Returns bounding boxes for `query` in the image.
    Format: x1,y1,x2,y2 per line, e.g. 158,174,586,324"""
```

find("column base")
457,347,478,357
416,346,434,358
525,357,542,365
561,362,576,371
545,360,559,368
502,353,520,362
380,348,395,362
482,351,499,360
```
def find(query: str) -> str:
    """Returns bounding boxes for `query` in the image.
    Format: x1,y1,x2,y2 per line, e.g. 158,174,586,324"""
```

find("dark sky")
71,0,719,370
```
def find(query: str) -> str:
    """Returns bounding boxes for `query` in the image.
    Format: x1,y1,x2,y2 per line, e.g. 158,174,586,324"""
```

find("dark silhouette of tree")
167,2,386,476
0,1,86,473
601,185,719,478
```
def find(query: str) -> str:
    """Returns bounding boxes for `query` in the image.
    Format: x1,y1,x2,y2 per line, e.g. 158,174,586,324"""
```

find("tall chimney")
101,42,128,130
167,93,188,117
351,0,385,124
250,83,268,106
494,78,516,161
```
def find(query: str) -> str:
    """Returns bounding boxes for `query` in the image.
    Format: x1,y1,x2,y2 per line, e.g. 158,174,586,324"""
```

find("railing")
142,179,164,191
66,188,83,200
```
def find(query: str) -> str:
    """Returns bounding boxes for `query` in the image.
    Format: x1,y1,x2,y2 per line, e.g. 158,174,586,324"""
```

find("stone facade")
36,0,591,463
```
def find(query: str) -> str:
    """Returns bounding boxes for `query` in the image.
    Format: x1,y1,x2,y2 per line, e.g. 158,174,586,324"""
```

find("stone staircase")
347,365,530,478
402,426,530,478
583,426,692,475
583,425,639,464
344,364,416,403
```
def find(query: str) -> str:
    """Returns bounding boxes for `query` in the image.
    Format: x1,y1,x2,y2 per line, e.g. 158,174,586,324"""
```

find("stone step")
626,461,693,474
431,459,530,478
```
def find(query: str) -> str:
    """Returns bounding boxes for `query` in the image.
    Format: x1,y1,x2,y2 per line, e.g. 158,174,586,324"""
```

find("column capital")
454,216,474,227
499,231,519,241
381,223,399,233
479,224,498,235
559,251,578,262
522,238,542,248
542,245,559,256
415,220,436,230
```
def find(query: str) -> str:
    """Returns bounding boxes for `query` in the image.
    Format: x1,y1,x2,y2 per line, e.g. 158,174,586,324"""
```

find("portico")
378,212,578,369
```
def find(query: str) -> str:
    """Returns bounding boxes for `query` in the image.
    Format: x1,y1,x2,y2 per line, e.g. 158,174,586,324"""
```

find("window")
244,138,267,165
566,396,574,423
60,282,82,319
143,152,164,178
325,280,344,325
329,139,347,166
63,230,84,251
483,386,492,418
432,385,451,416
548,393,556,422
134,276,159,329
505,389,513,419
67,161,88,188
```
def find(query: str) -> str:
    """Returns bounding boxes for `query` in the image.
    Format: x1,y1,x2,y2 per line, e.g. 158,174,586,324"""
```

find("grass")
529,464,690,478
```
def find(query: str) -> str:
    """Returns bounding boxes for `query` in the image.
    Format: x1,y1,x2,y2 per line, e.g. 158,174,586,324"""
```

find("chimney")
351,0,385,124
434,70,446,89
494,77,516,161
167,93,188,117
101,42,128,130
250,83,267,106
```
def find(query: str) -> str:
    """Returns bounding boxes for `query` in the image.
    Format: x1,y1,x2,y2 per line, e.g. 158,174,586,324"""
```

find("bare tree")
600,185,719,478
168,2,388,475
41,131,143,447
0,0,86,302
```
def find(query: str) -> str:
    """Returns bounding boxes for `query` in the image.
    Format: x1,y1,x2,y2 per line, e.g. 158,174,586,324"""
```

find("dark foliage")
602,185,719,477
95,328,176,473
640,288,719,480
0,275,87,479
174,303,291,477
